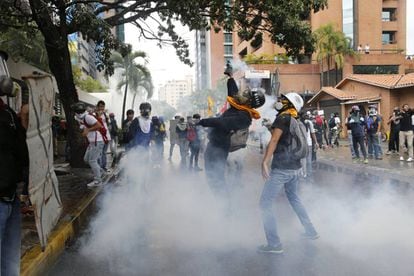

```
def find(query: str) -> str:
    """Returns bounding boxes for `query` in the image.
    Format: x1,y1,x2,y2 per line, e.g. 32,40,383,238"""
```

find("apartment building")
196,0,409,94
158,75,194,109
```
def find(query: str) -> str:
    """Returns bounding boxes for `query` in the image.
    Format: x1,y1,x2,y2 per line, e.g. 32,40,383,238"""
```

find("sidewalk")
20,153,119,276
316,139,414,184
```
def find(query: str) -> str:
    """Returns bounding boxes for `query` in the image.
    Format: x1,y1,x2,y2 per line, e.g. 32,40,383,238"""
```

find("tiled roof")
337,74,414,89
307,87,356,104
396,73,414,88
343,95,382,105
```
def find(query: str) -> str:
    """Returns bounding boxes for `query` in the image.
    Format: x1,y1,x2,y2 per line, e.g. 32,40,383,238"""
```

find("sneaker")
407,157,413,162
385,151,392,155
87,181,102,188
400,156,405,161
301,232,320,240
363,159,368,164
257,244,284,254
375,156,382,160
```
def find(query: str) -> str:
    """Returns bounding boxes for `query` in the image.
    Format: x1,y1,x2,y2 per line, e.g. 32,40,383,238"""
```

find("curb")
20,171,117,276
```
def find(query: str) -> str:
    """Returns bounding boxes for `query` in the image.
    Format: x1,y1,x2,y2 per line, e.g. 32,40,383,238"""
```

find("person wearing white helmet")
259,92,319,254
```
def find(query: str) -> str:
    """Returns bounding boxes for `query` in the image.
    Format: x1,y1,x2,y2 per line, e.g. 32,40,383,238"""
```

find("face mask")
141,110,150,117
274,99,290,111
75,112,86,121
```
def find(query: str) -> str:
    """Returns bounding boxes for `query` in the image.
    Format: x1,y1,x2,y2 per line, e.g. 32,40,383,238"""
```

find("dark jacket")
0,99,29,198
198,107,252,151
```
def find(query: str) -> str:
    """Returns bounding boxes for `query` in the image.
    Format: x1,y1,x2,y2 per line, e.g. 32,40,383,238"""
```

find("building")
198,0,409,97
308,72,414,135
158,75,194,109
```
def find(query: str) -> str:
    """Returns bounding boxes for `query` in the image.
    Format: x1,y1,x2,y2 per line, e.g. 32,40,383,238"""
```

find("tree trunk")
320,60,324,87
327,55,331,86
121,81,129,124
131,92,137,109
44,37,87,168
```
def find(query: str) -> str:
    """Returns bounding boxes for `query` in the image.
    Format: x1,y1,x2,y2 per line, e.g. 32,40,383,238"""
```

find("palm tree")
110,45,153,123
314,24,356,86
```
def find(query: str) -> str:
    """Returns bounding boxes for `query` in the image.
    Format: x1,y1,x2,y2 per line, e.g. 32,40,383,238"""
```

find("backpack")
186,125,197,142
315,115,323,127
289,117,309,159
328,117,336,128
229,128,249,152
84,114,108,144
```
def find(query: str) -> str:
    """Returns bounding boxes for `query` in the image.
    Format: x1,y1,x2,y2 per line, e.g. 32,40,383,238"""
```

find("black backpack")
288,117,309,160
328,117,336,128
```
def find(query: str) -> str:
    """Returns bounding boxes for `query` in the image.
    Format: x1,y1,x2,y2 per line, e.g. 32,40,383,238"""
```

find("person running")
346,105,368,164
259,92,319,254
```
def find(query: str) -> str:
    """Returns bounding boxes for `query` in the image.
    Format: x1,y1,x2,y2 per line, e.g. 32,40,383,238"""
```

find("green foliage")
0,27,49,71
72,65,106,92
244,53,290,64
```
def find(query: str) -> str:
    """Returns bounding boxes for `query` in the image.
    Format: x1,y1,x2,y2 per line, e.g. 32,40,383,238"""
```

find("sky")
124,21,194,99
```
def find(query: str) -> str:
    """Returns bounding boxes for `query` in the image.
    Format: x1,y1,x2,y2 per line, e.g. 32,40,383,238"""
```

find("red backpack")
84,114,109,144
315,115,323,127
186,126,197,142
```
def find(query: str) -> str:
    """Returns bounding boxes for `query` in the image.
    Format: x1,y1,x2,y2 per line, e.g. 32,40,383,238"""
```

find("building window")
382,31,396,44
353,65,399,74
382,9,396,21
224,45,233,56
224,33,232,44
342,0,354,48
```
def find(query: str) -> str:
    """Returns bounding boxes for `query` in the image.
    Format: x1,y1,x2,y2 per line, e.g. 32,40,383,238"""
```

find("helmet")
71,102,86,114
283,92,304,112
249,88,266,108
368,104,377,110
351,105,360,111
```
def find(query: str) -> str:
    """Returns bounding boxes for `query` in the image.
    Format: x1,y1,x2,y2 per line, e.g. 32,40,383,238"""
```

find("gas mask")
368,108,377,116
74,111,87,121
274,98,291,111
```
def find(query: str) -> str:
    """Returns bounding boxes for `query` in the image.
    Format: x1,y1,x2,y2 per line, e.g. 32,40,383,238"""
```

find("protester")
328,112,341,147
122,109,134,148
346,111,356,159
151,116,166,167
127,102,153,151
397,104,414,162
386,107,401,154
365,105,382,159
96,100,111,171
0,66,30,275
259,92,318,254
73,102,104,187
108,113,119,166
176,116,188,168
346,105,368,164
301,111,318,179
198,87,265,203
188,114,203,171
168,115,180,161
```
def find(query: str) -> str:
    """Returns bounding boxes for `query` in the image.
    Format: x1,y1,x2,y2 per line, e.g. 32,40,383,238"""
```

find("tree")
0,0,327,166
111,45,153,123
314,24,356,86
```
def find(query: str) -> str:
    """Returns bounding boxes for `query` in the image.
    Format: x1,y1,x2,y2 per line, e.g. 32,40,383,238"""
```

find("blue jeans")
367,133,381,158
100,142,109,169
260,169,317,247
0,198,21,276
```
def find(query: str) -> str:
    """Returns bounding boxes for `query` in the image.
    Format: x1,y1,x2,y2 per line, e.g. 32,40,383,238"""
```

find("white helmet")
283,92,304,112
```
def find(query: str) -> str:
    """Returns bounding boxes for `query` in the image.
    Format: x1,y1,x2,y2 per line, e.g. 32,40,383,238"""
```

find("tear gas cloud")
75,143,414,276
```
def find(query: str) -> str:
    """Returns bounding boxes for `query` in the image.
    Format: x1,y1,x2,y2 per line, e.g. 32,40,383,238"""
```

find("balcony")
382,20,398,31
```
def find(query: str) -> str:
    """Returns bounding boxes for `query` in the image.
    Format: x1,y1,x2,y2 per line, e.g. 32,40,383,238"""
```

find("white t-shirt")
84,114,104,143
304,119,316,146
99,113,111,141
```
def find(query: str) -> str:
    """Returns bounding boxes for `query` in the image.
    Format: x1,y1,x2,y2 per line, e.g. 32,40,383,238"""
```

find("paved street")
48,146,414,276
